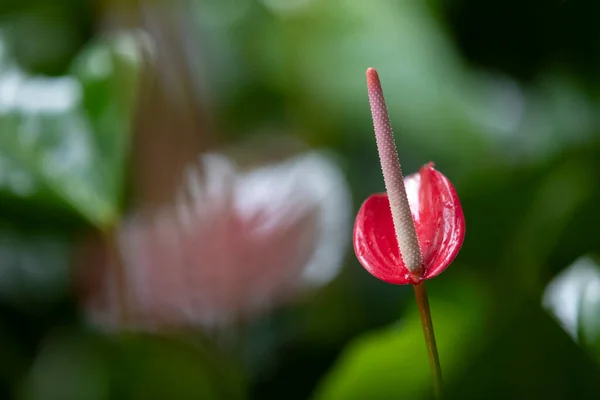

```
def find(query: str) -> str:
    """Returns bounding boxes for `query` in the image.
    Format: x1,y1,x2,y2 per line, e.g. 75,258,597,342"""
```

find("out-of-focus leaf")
580,270,600,357
312,279,489,400
68,30,148,223
19,332,111,400
446,291,600,399
507,158,594,289
315,275,600,400
0,153,38,198
0,30,146,227
114,335,246,400
241,0,493,165
235,0,600,181
1,4,90,75
543,255,600,361
19,331,246,400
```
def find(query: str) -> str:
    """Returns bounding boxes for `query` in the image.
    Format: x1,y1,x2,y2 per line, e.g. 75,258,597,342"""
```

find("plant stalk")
366,67,443,396
413,282,443,398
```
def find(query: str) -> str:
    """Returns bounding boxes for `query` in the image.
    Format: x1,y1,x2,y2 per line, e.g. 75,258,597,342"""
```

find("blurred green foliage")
19,331,245,400
0,31,143,226
313,278,490,399
0,0,600,399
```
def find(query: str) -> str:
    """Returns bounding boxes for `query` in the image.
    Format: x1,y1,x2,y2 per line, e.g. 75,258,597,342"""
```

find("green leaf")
0,153,40,198
19,331,247,400
580,276,600,356
544,255,600,362
312,279,489,400
447,291,600,399
19,332,111,400
114,335,246,400
0,30,145,227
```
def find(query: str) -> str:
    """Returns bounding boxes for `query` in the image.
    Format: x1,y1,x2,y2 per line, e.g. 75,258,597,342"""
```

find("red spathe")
353,163,465,285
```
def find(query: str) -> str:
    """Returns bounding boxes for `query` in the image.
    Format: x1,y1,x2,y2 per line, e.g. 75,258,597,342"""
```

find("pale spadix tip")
366,67,380,88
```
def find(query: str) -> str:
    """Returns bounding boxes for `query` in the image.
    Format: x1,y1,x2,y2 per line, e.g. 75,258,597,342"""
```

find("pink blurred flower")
80,149,351,331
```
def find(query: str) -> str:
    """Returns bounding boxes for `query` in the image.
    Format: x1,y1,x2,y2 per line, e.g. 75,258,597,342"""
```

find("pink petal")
353,163,465,285
78,150,351,331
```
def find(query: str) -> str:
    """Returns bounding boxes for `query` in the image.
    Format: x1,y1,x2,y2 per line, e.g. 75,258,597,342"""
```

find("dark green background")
1,0,600,399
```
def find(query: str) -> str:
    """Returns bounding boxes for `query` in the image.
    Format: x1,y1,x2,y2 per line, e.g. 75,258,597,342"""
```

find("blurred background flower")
80,142,350,331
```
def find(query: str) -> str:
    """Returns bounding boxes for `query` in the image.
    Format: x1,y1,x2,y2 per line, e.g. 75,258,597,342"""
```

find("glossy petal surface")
353,163,465,284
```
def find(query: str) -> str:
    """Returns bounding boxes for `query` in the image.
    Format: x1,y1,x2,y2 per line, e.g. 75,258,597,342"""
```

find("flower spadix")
353,68,465,285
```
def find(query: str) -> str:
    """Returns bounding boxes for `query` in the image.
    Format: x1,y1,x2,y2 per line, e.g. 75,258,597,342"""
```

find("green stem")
413,282,443,398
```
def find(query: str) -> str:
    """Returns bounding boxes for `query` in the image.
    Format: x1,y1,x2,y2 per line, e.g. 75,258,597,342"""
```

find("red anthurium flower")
354,163,465,285
354,68,465,285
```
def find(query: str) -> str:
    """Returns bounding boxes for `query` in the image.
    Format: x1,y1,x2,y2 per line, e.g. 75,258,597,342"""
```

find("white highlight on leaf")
0,68,81,114
542,256,600,341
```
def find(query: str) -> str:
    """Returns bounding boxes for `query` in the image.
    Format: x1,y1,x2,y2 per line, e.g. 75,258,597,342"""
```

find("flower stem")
413,282,443,398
